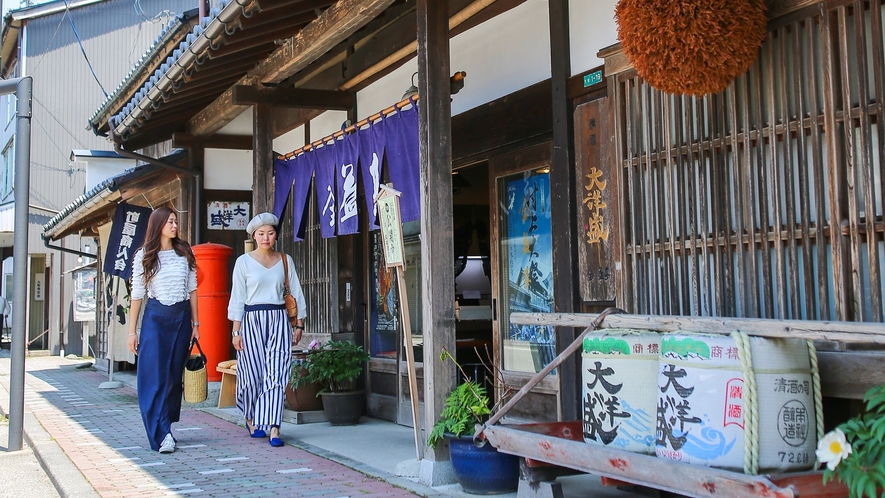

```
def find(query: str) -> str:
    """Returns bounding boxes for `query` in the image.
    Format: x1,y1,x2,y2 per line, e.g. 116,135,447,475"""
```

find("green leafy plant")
289,340,321,391
426,349,509,450
302,340,370,393
820,384,885,497
427,379,491,449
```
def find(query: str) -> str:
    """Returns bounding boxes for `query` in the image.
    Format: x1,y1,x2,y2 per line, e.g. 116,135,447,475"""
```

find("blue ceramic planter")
448,434,519,494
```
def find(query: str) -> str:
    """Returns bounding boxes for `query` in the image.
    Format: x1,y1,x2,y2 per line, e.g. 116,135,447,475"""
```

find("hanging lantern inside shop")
615,0,767,96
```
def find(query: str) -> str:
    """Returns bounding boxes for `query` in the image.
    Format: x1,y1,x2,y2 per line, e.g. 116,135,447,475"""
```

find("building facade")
41,0,885,483
1,0,194,355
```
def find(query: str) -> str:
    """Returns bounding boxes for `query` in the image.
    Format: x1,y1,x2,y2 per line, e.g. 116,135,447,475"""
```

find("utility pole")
1,76,33,451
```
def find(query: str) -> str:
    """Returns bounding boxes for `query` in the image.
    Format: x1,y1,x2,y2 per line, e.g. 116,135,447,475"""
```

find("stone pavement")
0,352,419,498
1,350,646,498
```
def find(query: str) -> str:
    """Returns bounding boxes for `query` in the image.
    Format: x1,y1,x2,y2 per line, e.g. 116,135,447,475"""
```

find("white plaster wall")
356,59,418,122
569,0,619,75
450,0,551,115
221,107,254,135
81,157,136,191
356,0,552,118
203,108,254,190
273,126,305,156
309,110,349,142
204,148,252,190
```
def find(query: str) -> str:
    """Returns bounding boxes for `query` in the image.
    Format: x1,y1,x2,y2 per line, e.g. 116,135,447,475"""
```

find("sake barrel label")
583,331,659,454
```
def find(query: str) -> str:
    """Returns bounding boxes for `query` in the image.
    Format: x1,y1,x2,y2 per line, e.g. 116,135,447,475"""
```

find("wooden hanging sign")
375,184,406,269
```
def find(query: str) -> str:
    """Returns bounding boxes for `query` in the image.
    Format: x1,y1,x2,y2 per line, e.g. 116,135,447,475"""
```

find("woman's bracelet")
128,333,137,337
295,326,304,331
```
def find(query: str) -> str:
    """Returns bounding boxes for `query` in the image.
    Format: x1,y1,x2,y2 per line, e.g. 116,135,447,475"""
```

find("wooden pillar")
416,0,456,483
253,103,274,213
188,146,205,244
548,0,579,420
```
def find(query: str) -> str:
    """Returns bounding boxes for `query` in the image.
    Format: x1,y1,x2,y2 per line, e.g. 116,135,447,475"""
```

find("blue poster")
103,203,152,280
504,172,555,370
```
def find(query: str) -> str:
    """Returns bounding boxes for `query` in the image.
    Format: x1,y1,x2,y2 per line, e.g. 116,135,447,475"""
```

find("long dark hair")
140,206,195,287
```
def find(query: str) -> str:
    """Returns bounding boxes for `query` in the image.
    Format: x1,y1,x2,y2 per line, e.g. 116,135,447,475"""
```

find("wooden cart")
473,311,883,498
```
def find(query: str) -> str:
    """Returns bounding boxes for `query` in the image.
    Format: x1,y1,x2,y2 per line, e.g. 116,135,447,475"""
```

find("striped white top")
131,248,197,305
227,253,307,322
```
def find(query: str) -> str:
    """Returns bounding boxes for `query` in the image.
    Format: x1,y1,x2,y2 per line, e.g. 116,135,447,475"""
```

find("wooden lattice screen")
278,183,338,337
614,0,884,322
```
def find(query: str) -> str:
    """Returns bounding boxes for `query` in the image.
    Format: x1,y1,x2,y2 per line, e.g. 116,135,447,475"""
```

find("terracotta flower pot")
287,351,324,411
285,382,323,411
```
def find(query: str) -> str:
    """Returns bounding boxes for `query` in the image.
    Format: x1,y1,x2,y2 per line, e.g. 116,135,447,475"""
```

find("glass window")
2,139,13,198
498,170,556,374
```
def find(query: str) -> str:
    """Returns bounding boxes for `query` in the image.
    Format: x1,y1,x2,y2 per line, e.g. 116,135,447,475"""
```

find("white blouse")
227,253,308,322
130,248,197,305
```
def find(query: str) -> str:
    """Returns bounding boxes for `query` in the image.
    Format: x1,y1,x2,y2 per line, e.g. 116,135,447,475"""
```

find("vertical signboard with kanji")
104,203,153,280
575,98,619,302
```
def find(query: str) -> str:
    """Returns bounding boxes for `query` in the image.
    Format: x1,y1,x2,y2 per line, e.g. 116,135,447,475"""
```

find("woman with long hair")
127,206,199,454
228,212,306,447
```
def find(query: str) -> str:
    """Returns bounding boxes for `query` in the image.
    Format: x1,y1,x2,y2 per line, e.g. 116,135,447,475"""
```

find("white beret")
246,212,279,235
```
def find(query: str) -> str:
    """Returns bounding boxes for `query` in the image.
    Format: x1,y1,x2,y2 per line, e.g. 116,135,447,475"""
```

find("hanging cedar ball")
615,0,767,96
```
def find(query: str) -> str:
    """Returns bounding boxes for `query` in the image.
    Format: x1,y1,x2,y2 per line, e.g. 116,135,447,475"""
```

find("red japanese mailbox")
192,243,233,382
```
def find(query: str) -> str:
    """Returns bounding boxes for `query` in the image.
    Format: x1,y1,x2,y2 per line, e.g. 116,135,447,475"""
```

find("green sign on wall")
583,70,603,87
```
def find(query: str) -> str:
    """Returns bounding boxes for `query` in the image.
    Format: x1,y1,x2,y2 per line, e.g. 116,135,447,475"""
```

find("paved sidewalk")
0,413,59,498
0,352,419,498
1,350,643,498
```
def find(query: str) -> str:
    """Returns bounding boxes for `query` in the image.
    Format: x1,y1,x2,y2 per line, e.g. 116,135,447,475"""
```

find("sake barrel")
656,333,819,473
582,329,660,454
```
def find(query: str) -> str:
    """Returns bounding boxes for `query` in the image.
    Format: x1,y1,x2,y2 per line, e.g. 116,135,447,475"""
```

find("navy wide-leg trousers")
137,298,192,451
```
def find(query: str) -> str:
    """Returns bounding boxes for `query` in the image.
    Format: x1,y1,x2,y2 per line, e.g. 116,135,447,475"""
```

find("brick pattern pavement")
0,356,418,498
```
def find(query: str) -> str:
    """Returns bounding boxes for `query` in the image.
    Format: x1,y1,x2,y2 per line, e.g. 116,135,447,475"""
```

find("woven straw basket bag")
183,338,208,404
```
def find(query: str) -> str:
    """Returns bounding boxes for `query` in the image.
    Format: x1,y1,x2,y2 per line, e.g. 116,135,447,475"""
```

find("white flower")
816,428,853,471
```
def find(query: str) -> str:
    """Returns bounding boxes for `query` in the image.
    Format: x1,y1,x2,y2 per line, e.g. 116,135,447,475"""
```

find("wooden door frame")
488,141,561,410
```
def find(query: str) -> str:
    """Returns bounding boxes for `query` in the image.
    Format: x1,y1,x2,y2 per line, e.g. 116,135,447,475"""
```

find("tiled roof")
88,9,198,133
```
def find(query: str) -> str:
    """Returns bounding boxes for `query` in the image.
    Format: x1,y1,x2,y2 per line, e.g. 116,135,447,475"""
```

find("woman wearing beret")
227,212,307,447
127,206,200,454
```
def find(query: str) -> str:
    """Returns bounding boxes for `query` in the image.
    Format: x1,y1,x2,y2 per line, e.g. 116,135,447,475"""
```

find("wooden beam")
416,0,455,472
186,76,257,137
509,312,885,345
253,103,274,213
172,132,253,150
231,85,353,110
818,352,885,399
548,0,579,422
272,107,322,137
250,0,396,84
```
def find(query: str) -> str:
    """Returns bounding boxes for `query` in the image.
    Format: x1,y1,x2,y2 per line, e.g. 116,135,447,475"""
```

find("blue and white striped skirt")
235,304,292,429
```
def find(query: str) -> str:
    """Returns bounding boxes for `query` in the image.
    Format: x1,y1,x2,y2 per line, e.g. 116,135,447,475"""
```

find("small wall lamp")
402,72,419,101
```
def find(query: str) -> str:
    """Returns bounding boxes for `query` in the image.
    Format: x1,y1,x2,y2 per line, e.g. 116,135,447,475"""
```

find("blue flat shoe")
246,424,266,438
269,437,284,447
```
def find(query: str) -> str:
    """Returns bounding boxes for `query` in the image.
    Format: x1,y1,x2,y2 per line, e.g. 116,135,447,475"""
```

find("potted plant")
818,384,885,497
427,351,519,495
286,340,324,412
303,340,370,425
